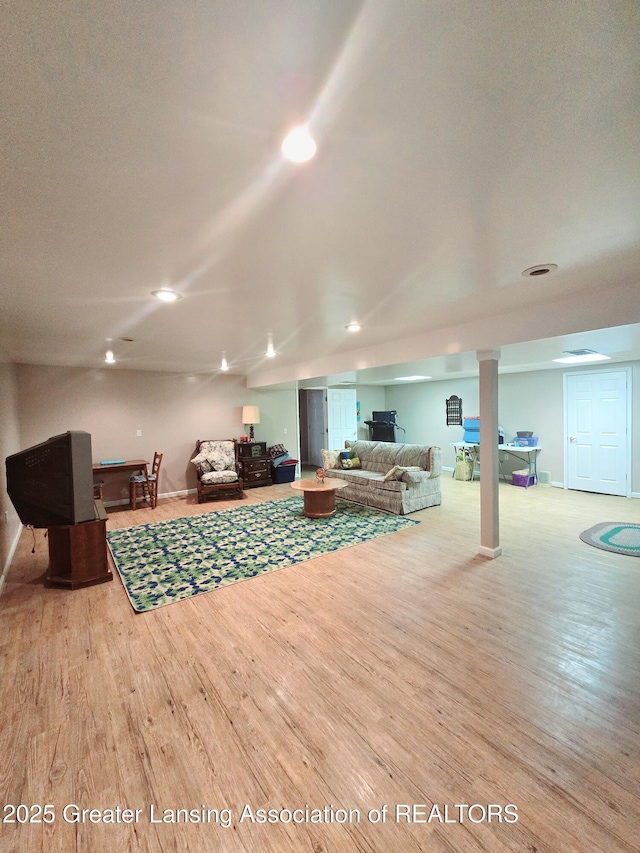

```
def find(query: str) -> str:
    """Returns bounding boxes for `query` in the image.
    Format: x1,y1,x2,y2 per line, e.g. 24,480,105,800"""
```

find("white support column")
477,349,502,559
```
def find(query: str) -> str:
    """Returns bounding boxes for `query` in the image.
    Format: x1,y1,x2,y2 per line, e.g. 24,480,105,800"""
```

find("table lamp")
242,406,260,441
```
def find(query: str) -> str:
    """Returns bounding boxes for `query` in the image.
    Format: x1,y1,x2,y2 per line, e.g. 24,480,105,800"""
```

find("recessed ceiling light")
104,350,115,364
220,354,229,371
522,263,558,277
552,349,610,364
265,342,276,358
281,127,317,163
152,288,182,302
394,375,432,381
345,322,361,333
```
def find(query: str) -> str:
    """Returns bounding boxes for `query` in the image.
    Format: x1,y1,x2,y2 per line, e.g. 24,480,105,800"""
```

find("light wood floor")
1,478,639,852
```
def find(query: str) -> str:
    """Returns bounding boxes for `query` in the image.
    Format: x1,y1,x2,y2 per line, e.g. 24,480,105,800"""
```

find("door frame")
299,388,328,467
562,366,632,497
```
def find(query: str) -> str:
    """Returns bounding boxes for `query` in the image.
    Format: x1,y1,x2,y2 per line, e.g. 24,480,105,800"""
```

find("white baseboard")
103,488,196,508
444,471,639,496
477,545,503,559
0,522,23,599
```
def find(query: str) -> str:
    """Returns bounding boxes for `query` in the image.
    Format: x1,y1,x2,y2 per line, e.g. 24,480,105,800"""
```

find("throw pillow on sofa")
340,450,362,471
321,449,343,470
383,464,422,481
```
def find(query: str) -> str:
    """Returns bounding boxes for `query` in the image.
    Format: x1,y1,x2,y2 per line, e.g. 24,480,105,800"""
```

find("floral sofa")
321,440,442,515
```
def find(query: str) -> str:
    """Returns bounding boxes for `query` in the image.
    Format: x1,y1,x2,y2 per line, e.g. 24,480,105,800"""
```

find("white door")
327,389,358,450
565,369,630,496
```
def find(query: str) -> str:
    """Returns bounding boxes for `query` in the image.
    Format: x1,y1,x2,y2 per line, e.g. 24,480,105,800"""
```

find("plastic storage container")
512,469,536,487
463,417,480,443
513,436,538,447
271,463,297,484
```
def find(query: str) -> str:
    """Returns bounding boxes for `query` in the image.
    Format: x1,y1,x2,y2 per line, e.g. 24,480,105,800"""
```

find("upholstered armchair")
191,439,243,503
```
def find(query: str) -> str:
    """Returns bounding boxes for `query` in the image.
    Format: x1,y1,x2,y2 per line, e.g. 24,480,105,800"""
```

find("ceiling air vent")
552,349,611,364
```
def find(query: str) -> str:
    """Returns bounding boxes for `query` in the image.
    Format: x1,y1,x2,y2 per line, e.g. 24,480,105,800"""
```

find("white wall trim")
159,488,197,499
0,523,23,599
478,545,503,559
103,487,196,508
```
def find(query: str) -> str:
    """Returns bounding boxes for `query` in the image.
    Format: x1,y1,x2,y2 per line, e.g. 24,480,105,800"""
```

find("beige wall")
14,364,298,504
5,359,638,525
384,362,639,492
384,376,479,457
354,385,387,441
0,361,23,583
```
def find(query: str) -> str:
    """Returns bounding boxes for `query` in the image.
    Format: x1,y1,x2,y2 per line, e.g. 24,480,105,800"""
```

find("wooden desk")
93,460,148,508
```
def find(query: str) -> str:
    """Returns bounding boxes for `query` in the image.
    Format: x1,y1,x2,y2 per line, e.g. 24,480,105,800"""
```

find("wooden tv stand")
46,501,113,589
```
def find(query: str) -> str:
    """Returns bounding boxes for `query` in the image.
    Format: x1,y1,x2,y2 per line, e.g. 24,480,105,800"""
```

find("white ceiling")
2,1,639,387
298,323,640,389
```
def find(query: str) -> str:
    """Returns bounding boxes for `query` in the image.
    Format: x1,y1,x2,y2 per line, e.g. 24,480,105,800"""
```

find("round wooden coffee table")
290,477,350,518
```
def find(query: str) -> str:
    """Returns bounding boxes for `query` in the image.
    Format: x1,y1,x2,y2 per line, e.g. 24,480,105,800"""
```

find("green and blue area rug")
579,522,640,557
107,497,418,612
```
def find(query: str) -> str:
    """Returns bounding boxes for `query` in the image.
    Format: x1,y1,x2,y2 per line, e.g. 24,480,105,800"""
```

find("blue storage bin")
463,417,480,443
271,463,297,483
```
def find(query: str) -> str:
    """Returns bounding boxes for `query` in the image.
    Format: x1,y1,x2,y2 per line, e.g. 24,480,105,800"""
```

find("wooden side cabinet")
46,501,113,589
237,443,272,488
238,456,272,488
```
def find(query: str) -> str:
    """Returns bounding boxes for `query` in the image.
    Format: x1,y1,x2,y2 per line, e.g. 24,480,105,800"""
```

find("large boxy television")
6,431,96,528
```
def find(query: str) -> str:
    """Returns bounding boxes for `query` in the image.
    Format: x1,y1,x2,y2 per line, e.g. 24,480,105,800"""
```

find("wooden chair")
129,452,163,510
192,439,243,503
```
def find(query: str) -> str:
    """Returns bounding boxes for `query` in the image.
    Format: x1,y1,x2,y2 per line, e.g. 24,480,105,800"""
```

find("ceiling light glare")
345,322,361,333
281,127,317,163
104,350,115,364
552,351,610,364
220,354,229,371
265,342,276,358
152,288,182,302
394,375,432,381
522,263,558,277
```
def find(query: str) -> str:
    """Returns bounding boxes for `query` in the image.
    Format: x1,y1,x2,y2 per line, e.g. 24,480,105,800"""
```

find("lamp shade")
242,406,260,425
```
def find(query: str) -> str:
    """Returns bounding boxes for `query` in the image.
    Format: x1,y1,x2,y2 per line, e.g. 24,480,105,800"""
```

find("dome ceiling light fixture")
521,263,558,277
151,288,182,302
345,322,361,333
281,126,317,163
220,353,229,371
104,350,115,364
